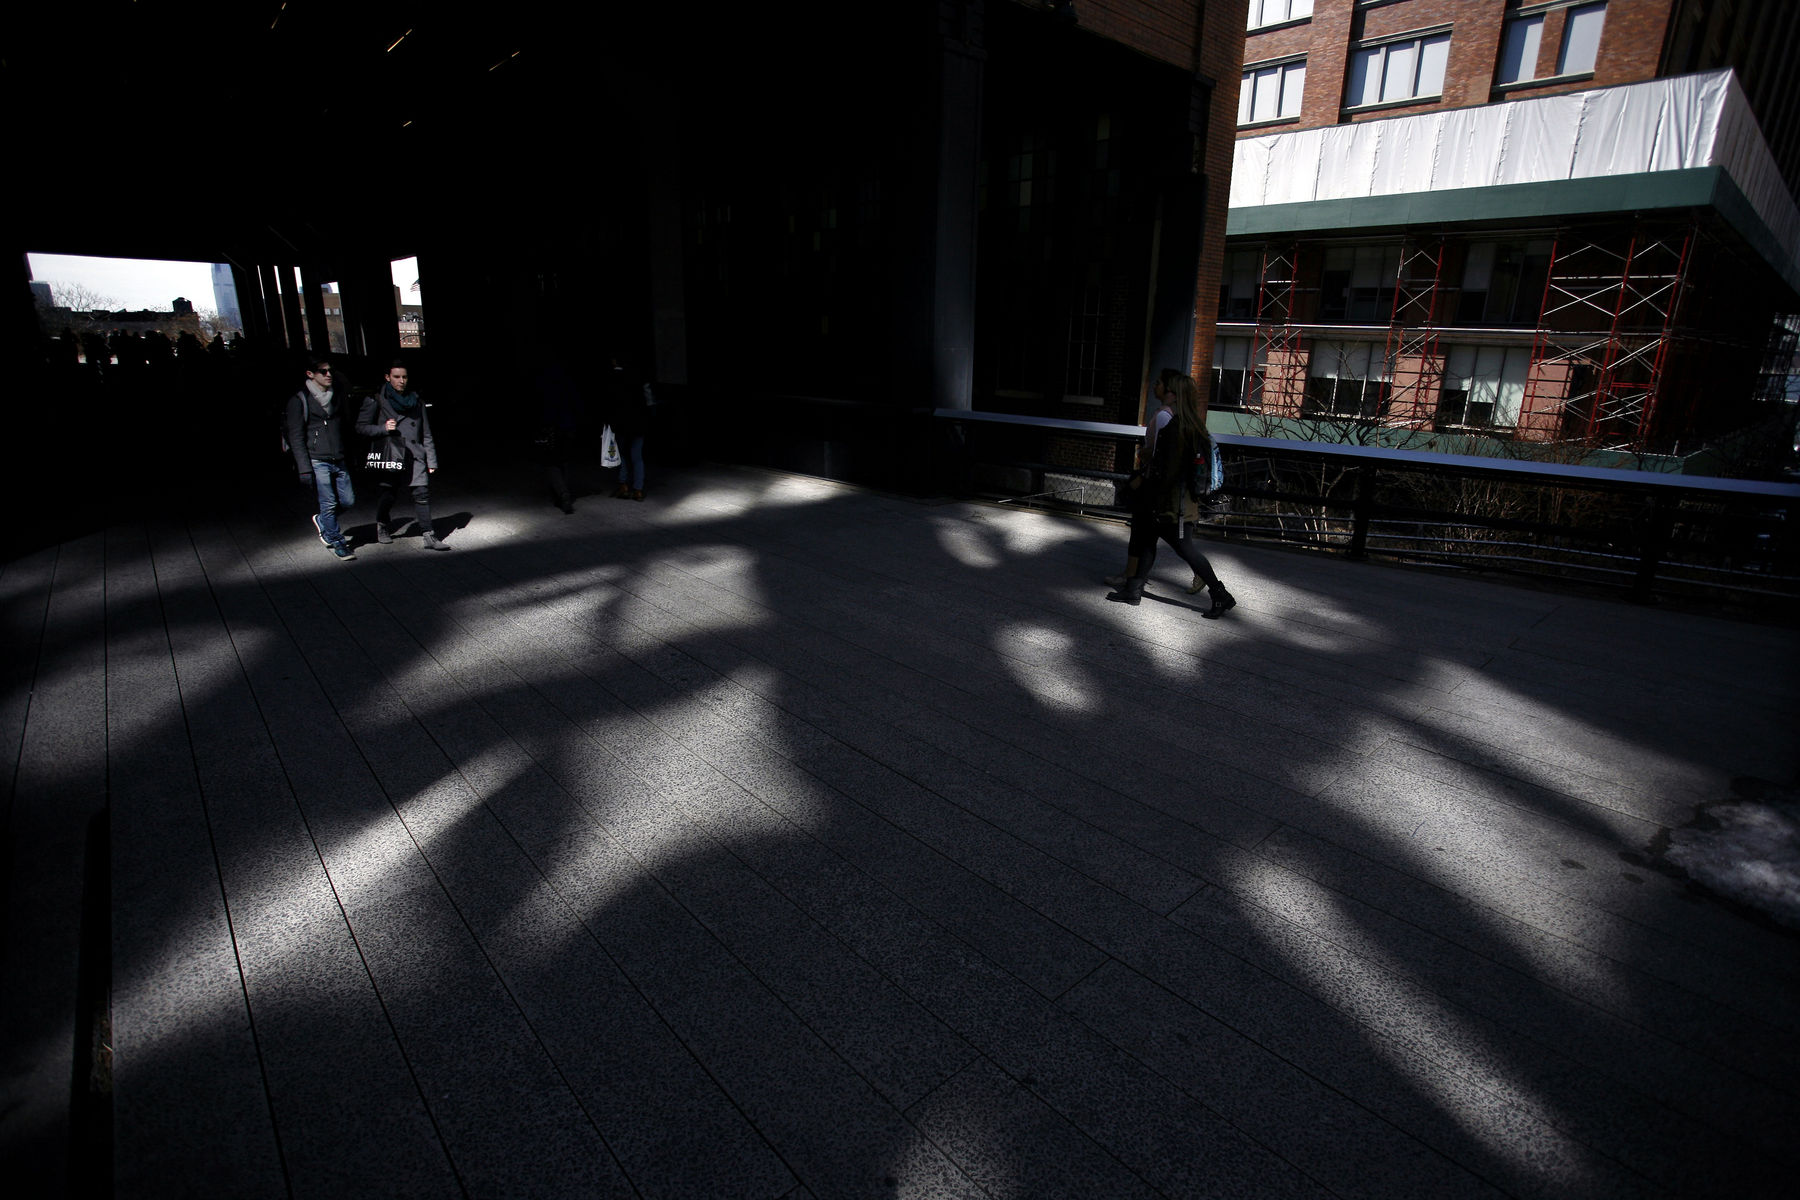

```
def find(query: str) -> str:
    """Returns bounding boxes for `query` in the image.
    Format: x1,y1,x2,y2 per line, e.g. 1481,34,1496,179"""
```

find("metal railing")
933,409,1800,607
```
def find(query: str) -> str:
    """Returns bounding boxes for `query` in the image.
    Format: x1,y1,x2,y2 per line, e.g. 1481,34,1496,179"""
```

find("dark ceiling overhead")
6,0,880,267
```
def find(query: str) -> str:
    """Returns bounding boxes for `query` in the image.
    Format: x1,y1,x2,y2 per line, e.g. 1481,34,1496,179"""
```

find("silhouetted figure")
603,350,653,500
143,331,173,367
1106,369,1179,589
53,327,81,367
535,359,588,513
1106,372,1235,618
81,330,110,367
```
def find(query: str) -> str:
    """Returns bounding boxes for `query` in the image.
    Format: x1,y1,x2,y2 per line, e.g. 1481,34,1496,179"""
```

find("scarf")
306,377,334,415
382,382,420,414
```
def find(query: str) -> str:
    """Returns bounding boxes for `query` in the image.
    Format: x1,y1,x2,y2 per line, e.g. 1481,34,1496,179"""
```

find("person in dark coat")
535,359,587,513
283,354,356,559
603,351,652,500
1105,372,1235,617
357,361,448,550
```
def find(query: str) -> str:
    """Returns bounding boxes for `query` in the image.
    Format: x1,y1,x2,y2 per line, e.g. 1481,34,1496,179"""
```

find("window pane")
1444,344,1476,385
1292,0,1313,18
1251,68,1278,122
1559,3,1606,75
1309,341,1341,379
1280,63,1306,118
1310,341,1376,379
1495,347,1531,425
1497,16,1542,85
1381,41,1418,102
1348,47,1382,107
1239,73,1255,123
1417,34,1450,97
1350,247,1387,288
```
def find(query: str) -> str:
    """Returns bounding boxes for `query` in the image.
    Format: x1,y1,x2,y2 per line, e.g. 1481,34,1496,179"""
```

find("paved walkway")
4,462,1797,1198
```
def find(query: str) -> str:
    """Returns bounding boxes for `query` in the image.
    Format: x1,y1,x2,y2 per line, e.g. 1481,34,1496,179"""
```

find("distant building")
392,284,424,349
210,264,243,330
1220,0,1800,457
317,284,349,354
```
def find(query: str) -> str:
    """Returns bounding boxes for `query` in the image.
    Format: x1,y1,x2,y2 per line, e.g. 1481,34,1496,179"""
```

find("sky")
27,252,218,312
25,252,424,312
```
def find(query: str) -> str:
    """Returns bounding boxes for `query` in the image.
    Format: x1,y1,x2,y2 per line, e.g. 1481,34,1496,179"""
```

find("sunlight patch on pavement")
993,622,1101,715
886,1122,1004,1198
933,517,1004,569
1223,854,1593,1191
660,476,844,524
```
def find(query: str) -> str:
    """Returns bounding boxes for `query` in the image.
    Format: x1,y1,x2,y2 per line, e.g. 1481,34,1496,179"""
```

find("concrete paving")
3,461,1797,1198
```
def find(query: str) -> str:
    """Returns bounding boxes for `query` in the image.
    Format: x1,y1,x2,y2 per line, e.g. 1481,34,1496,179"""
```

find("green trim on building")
1226,166,1799,296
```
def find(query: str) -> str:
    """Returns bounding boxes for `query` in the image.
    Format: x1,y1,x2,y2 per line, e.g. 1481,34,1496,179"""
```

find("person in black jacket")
357,361,448,550
1105,372,1235,617
603,351,652,500
283,355,356,559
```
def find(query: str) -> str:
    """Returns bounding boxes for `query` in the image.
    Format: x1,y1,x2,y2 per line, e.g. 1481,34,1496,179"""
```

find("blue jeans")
310,459,355,545
618,435,646,490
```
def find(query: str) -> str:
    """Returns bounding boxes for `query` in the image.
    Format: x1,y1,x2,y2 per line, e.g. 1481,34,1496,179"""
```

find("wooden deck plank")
0,536,109,1194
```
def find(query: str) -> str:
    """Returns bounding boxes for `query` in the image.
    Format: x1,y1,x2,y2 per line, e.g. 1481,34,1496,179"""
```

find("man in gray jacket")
357,361,447,550
284,355,356,559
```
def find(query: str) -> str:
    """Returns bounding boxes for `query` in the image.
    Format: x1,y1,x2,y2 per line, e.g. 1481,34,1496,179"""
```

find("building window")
1318,245,1402,321
1557,3,1606,76
1220,251,1261,321
1248,0,1312,30
1239,60,1306,125
1439,345,1531,429
1455,241,1552,326
1496,14,1543,85
1305,341,1391,418
1347,31,1450,108
1065,282,1104,399
1211,337,1261,409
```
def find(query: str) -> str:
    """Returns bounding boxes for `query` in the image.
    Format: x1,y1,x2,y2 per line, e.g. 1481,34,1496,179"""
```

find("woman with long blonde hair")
1106,371,1235,617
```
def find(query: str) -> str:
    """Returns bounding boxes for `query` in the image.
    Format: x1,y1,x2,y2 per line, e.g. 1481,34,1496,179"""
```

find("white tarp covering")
1231,69,1799,279
1316,123,1379,200
1433,107,1503,191
1494,92,1584,185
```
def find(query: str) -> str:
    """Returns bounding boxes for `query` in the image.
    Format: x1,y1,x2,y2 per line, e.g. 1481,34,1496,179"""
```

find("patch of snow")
1664,794,1800,930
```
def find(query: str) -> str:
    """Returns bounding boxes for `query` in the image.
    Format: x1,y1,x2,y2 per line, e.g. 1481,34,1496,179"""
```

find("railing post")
1632,492,1675,602
1347,466,1374,560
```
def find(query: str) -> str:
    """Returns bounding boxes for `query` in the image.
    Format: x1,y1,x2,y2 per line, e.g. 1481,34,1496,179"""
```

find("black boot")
1106,576,1146,606
1202,583,1236,619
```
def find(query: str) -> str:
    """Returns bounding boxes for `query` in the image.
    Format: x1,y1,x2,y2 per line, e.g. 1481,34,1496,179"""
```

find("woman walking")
1106,369,1179,588
1106,372,1235,617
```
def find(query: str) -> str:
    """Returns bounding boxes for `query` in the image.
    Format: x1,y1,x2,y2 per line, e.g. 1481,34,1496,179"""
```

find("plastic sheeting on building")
1230,70,1799,280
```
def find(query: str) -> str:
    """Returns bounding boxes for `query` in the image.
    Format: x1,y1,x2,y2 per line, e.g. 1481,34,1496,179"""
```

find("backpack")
1191,433,1224,501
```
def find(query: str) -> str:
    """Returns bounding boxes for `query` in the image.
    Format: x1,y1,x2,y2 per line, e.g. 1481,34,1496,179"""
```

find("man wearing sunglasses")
284,355,357,559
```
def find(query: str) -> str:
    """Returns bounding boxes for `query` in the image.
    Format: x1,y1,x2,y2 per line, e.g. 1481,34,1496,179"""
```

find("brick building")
1220,0,1800,459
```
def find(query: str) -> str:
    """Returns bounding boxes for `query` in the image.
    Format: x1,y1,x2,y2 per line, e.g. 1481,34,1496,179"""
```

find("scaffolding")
1248,243,1304,413
1382,239,1445,426
1520,222,1694,449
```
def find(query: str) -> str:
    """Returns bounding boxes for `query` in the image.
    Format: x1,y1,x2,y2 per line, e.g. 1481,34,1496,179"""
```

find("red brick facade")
1079,0,1205,66
1240,0,1678,136
1193,4,1251,397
